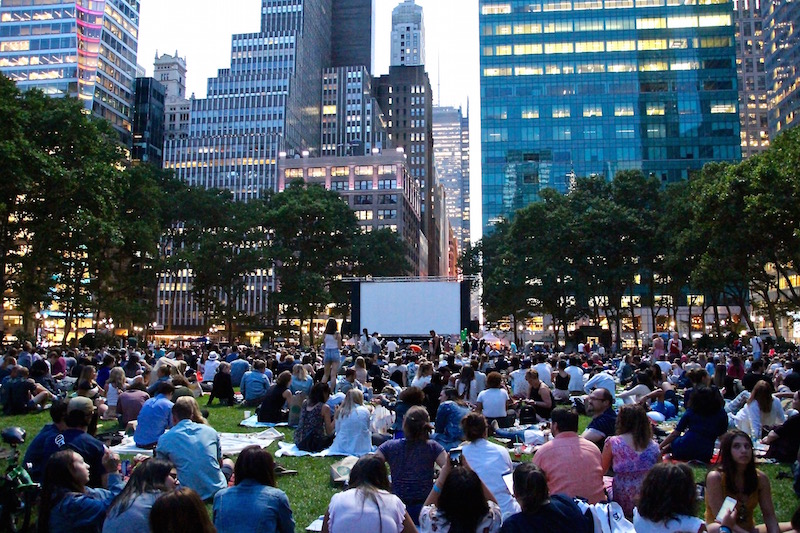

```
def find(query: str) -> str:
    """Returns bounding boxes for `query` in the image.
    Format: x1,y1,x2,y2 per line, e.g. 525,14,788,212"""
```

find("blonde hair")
108,367,125,390
173,396,208,425
336,389,364,420
292,364,307,380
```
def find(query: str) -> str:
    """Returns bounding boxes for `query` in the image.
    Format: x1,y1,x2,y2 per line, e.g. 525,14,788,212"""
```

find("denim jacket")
49,474,125,533
213,479,295,533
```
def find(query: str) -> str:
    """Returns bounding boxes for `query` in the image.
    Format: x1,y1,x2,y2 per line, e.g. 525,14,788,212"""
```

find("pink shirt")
532,431,606,504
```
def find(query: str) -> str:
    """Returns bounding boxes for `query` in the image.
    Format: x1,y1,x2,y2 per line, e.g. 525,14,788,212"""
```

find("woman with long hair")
732,380,786,440
705,430,785,533
376,405,448,524
457,366,478,405
660,385,729,462
322,318,343,393
432,386,470,451
419,461,502,533
322,455,415,533
294,382,335,452
601,404,661,518
38,449,123,533
102,367,126,421
213,446,295,533
634,463,706,532
258,370,293,423
411,361,435,389
290,363,314,395
328,389,373,456
552,359,571,402
103,458,178,533
500,462,592,532
618,370,655,405
475,371,512,429
149,487,216,533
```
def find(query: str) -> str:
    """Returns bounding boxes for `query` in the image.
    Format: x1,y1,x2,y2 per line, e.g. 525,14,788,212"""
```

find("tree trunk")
712,295,722,337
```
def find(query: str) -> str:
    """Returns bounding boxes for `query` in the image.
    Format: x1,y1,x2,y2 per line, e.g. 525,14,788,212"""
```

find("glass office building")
479,0,741,231
0,0,140,144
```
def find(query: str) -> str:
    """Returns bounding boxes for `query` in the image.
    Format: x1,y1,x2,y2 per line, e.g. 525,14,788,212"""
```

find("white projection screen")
359,281,462,336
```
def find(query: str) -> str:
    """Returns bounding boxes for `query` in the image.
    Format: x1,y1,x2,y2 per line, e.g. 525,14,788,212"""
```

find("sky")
136,0,483,242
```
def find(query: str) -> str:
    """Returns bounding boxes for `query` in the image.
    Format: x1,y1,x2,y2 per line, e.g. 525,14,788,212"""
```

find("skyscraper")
321,65,387,156
391,0,425,67
0,0,141,144
765,0,800,136
433,105,471,254
160,0,333,330
132,77,165,167
155,53,191,142
332,0,375,71
735,0,770,157
479,0,741,232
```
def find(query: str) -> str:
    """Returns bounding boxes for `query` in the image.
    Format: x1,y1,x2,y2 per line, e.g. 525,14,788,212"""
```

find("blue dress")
329,405,373,456
670,408,729,462
432,400,469,451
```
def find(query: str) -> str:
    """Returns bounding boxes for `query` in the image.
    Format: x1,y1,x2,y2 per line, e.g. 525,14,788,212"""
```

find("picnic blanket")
110,428,284,456
273,441,376,458
240,415,289,428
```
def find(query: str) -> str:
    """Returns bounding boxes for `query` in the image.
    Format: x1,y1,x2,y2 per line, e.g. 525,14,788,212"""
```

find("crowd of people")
3,326,800,532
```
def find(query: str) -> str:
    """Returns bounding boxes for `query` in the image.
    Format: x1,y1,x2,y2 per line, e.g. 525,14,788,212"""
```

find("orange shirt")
532,431,607,504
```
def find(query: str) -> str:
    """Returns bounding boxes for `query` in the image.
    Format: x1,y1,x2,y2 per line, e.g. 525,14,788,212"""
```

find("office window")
355,180,372,190
377,209,397,220
583,105,603,117
354,210,373,221
646,103,665,115
355,165,373,176
354,194,373,205
331,166,348,176
552,106,571,118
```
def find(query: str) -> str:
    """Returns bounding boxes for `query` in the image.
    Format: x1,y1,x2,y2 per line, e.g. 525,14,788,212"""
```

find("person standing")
322,319,343,393
750,333,764,361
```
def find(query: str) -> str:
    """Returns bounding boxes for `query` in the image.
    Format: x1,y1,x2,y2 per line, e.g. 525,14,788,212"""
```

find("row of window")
482,14,731,37
485,101,735,119
355,210,398,221
484,58,732,76
484,121,738,142
484,37,732,58
482,0,728,15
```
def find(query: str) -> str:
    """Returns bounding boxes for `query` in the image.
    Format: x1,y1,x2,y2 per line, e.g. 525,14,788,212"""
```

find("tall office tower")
479,0,741,232
160,0,333,331
321,66,387,156
391,0,425,66
375,66,441,276
0,0,140,144
331,0,375,71
735,0,770,157
132,77,165,167
765,0,800,136
433,105,471,255
155,53,191,142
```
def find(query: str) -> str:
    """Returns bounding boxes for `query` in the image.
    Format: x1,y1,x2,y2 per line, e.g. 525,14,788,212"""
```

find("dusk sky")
137,0,483,241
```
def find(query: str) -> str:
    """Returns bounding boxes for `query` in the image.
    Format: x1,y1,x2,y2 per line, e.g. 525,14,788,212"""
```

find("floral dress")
608,435,661,517
418,501,503,533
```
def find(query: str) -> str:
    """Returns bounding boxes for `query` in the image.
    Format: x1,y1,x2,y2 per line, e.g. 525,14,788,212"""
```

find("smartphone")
716,496,737,522
449,448,462,466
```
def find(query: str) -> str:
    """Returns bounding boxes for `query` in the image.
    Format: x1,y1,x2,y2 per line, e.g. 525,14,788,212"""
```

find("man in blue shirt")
134,382,174,447
240,359,270,407
157,396,229,501
230,355,250,387
581,388,617,450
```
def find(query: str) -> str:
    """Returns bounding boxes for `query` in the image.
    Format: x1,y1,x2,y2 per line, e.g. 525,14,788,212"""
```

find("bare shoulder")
706,469,722,484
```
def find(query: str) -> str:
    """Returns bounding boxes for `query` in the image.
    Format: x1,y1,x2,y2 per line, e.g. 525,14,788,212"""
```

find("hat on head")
68,397,95,415
208,351,219,361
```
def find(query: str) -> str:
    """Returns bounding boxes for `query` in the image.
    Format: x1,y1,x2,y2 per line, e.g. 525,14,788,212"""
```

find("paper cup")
243,410,251,418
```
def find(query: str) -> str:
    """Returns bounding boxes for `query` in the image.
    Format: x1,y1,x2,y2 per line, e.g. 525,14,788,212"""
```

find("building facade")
132,77,165,167
735,0,770,157
321,65,387,156
479,0,741,231
375,65,441,276
278,151,421,274
331,0,374,71
159,0,334,330
433,105,471,254
390,0,425,67
0,0,140,144
765,0,800,137
154,53,191,141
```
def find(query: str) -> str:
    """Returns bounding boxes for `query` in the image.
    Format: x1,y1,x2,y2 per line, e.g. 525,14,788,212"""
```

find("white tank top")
324,334,339,350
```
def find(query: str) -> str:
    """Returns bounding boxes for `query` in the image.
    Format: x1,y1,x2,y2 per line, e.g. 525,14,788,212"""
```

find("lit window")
711,102,737,113
638,39,667,50
671,61,699,70
522,108,540,118
583,105,603,117
495,24,512,34
552,106,571,118
640,61,668,71
646,103,665,116
308,167,326,177
544,43,574,54
482,4,512,14
484,67,512,76
285,169,303,178
607,40,636,51
576,41,605,52
576,63,605,73
355,166,373,176
496,45,512,56
514,44,543,55
667,16,697,28
636,17,666,29
608,62,636,72
322,105,337,115
331,166,349,176
699,14,731,26
355,210,374,221
514,66,543,75
513,23,542,33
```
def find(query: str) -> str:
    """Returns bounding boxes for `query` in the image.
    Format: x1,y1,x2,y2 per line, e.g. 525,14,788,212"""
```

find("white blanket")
274,441,376,458
110,428,284,456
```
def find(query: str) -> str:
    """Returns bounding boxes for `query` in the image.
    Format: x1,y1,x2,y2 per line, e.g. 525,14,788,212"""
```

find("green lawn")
2,406,798,529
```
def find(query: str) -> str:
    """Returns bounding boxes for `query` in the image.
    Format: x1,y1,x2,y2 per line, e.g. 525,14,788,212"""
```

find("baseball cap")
68,397,95,415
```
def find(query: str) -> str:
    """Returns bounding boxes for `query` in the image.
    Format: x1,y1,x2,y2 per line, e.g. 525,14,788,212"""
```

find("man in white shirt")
509,362,531,398
386,339,398,356
565,357,585,394
750,334,763,361
533,354,553,388
583,367,616,400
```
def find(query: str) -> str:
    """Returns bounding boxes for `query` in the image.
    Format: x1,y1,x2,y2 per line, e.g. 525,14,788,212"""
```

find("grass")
2,405,799,529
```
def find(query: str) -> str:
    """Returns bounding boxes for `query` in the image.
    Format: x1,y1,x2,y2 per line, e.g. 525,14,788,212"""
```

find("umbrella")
408,344,422,353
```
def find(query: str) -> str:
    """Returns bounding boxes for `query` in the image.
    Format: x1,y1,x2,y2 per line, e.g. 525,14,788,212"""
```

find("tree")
263,183,359,346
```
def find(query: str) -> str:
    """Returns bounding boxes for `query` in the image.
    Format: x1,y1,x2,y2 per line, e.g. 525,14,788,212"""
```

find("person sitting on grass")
431,386,470,451
705,430,788,533
149,487,216,533
258,370,293,423
102,458,179,533
207,361,235,406
328,389,373,456
660,384,728,463
241,359,271,407
213,446,295,533
294,382,335,452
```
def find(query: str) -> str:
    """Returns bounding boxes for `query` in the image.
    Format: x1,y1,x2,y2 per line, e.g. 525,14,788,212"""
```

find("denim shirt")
213,479,295,533
156,419,226,500
49,474,125,533
240,371,270,401
133,394,173,447
434,401,469,447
